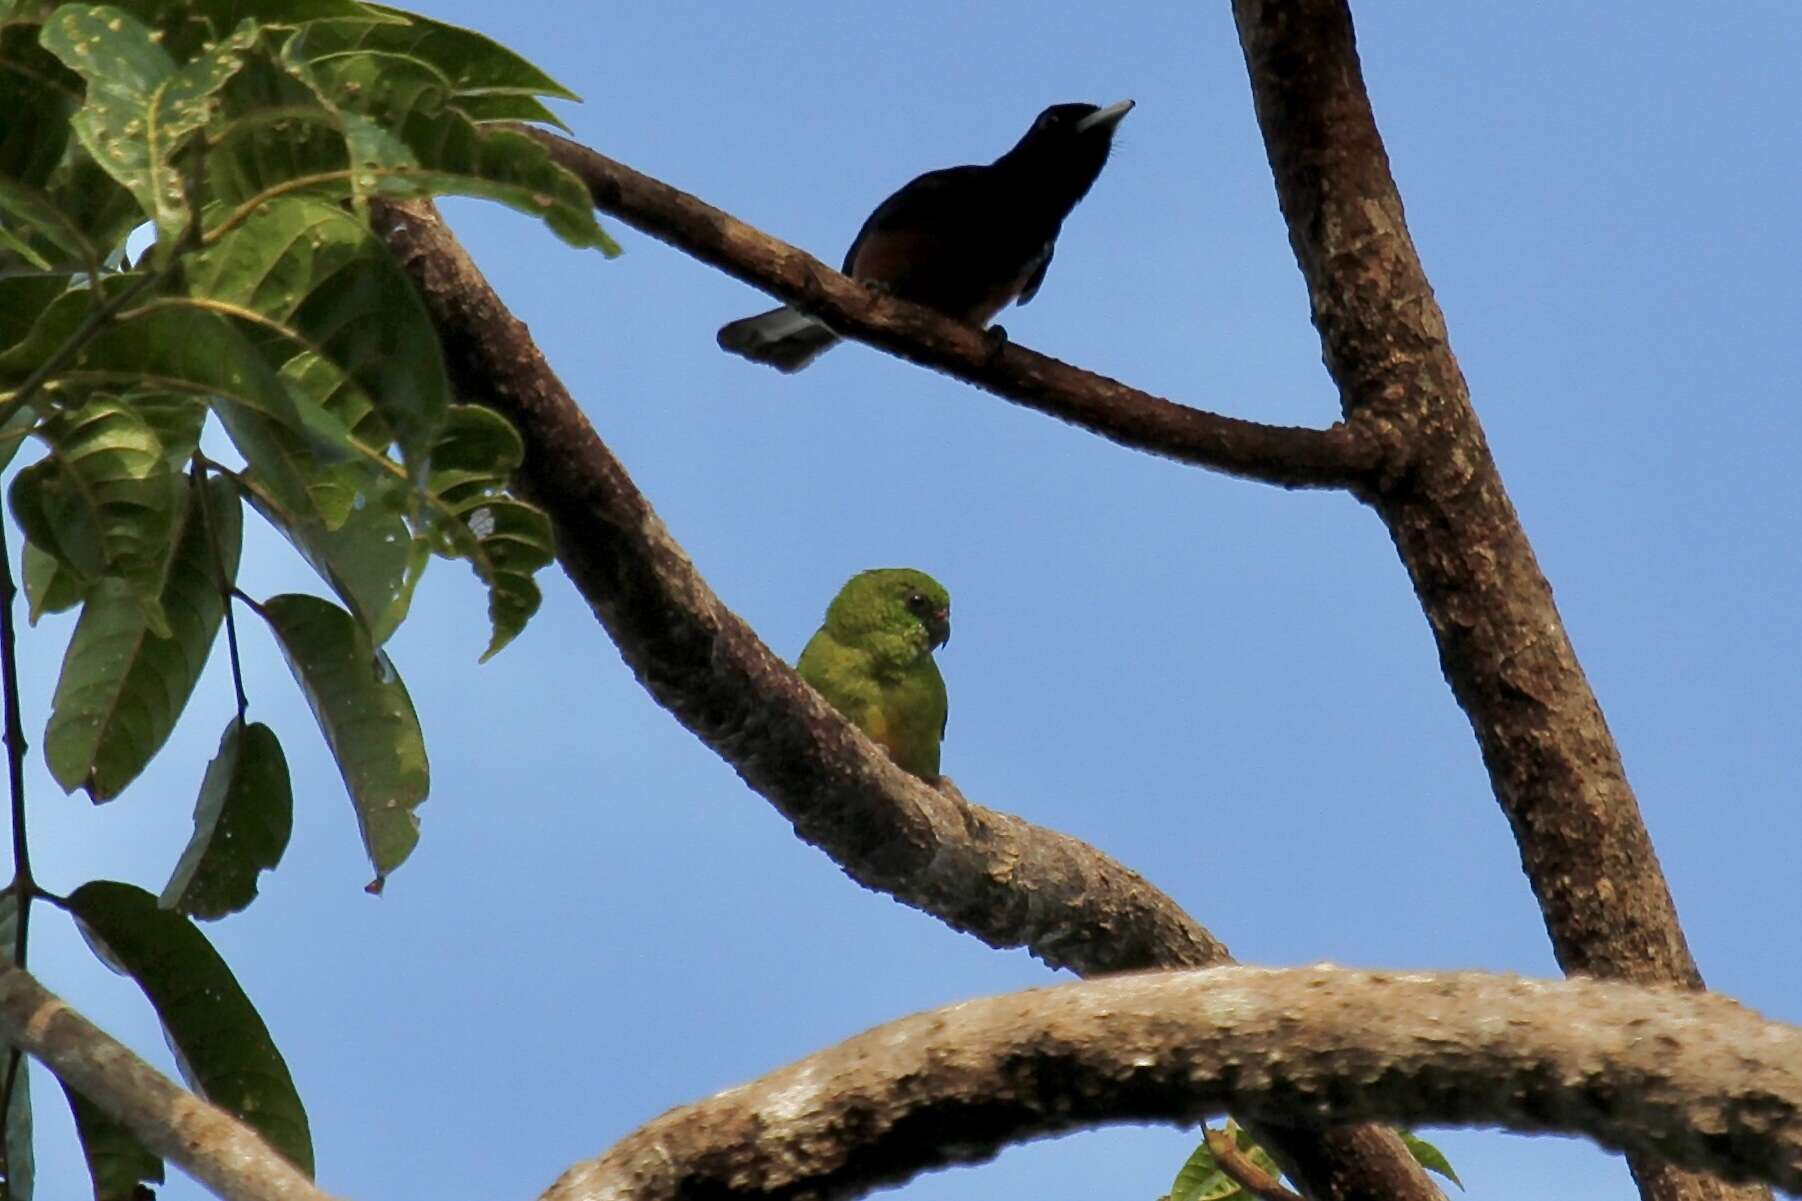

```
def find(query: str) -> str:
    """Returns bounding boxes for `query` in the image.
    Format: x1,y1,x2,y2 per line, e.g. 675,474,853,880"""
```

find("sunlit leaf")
69,881,313,1174
1400,1131,1462,1189
40,6,259,248
300,6,577,100
261,593,427,885
61,1084,161,1201
1169,1135,1242,1201
43,472,240,801
161,719,293,919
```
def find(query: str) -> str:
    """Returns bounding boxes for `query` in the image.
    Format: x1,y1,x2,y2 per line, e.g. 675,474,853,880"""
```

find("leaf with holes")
161,719,294,920
43,473,240,801
40,6,259,248
261,593,428,885
425,405,552,659
69,881,312,1175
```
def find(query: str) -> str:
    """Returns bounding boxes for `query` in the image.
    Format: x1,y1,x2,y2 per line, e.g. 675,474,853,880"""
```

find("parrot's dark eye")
905,591,928,613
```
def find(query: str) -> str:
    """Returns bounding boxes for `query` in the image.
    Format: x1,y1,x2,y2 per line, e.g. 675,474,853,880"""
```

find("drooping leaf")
260,593,427,885
39,6,259,248
0,896,33,1201
21,541,85,623
14,395,185,621
1400,1132,1462,1189
43,472,240,801
68,880,313,1174
302,7,577,101
60,1084,161,1201
425,404,552,659
187,193,450,471
161,719,293,919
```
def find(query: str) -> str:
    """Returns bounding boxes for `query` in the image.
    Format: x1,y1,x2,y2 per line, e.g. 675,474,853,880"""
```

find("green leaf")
450,91,568,131
0,23,81,188
187,193,450,472
15,395,184,620
1169,1136,1240,1201
425,405,552,659
22,541,85,623
304,7,577,101
61,1083,161,1201
0,896,34,1201
40,6,259,248
291,47,611,250
261,593,427,885
1400,1131,1462,1189
43,472,240,801
68,881,313,1175
161,719,293,919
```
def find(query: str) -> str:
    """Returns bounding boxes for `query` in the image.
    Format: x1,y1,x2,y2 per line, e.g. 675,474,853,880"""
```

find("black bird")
717,99,1134,373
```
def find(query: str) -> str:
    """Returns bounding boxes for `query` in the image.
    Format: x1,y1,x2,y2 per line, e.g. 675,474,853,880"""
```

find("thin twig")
516,127,1392,491
0,510,31,1135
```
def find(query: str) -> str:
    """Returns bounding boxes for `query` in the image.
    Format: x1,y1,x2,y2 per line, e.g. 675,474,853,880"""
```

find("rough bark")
543,965,1802,1201
518,128,1389,491
1227,4,1754,1199
0,962,340,1201
377,200,1442,1201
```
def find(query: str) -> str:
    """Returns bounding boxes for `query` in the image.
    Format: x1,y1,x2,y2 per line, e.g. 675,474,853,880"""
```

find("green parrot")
797,568,951,781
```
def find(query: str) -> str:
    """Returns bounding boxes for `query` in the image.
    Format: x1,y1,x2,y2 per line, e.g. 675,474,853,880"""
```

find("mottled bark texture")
543,966,1802,1201
1228,4,1750,1199
0,963,338,1201
517,128,1386,491
377,200,1441,1201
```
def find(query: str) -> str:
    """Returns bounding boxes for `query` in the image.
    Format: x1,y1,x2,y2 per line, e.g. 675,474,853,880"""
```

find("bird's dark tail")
717,306,840,373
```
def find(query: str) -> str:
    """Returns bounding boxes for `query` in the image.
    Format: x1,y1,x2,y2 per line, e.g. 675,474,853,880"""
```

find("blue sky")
13,2,1801,1198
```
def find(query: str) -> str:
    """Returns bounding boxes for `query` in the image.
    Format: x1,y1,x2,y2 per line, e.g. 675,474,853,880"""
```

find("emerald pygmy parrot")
797,568,951,781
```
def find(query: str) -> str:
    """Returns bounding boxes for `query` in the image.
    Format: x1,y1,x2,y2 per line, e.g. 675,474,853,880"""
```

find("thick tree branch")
377,200,1442,1201
1228,6,1747,1199
0,962,339,1201
516,126,1388,491
543,965,1802,1201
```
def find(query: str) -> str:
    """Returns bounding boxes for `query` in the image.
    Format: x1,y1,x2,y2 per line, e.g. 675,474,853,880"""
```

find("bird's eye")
905,591,929,613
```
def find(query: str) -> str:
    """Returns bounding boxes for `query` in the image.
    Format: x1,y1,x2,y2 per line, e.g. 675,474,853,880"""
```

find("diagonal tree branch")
1227,5,1755,1199
0,962,340,1201
515,127,1391,492
543,965,1802,1201
376,199,1443,1201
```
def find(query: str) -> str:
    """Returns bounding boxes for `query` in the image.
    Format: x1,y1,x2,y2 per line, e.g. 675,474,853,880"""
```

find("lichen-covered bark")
544,966,1802,1201
1228,5,1754,1199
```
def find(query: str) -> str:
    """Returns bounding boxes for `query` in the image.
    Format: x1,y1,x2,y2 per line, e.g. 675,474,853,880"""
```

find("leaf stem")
192,460,249,723
0,509,33,1132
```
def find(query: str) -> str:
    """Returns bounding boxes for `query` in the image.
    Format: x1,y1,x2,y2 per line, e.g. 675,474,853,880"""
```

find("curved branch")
0,962,338,1201
376,199,1441,1201
516,127,1388,492
544,965,1802,1201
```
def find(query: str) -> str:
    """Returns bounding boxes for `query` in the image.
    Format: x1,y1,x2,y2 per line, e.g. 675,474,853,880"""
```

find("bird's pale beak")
928,608,951,650
1075,99,1134,134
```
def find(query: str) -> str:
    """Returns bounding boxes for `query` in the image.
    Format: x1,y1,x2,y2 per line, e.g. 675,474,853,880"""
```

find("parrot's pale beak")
928,609,951,649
